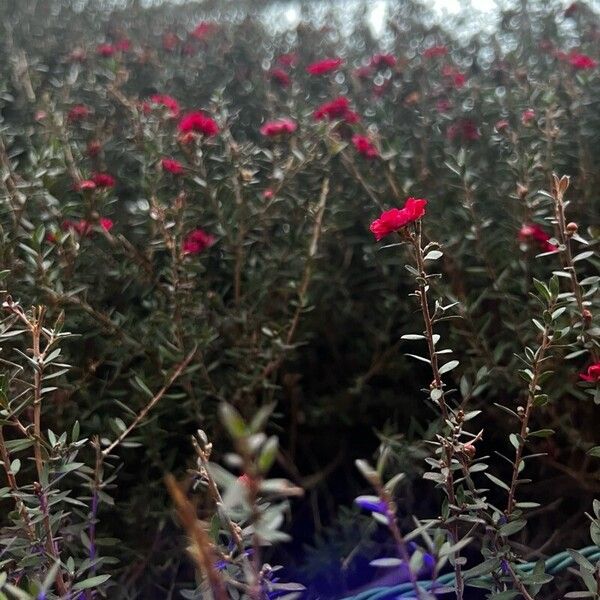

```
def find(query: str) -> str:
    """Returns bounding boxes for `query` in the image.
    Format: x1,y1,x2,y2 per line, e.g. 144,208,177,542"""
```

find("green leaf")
72,575,111,591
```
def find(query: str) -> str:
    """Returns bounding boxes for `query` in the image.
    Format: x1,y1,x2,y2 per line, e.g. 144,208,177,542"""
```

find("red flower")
370,54,396,68
277,53,298,68
260,118,297,137
521,108,536,125
87,140,102,157
191,21,218,40
115,38,131,52
91,172,116,188
161,158,184,175
270,68,291,87
183,228,215,254
518,223,557,253
567,51,597,70
68,104,90,122
580,362,600,383
442,65,467,88
423,45,448,59
162,32,179,52
96,43,116,58
447,119,480,142
263,189,274,200
355,65,373,79
370,198,428,241
99,218,114,232
306,57,343,76
149,94,180,118
352,134,379,159
313,97,360,123
178,112,219,137
62,218,111,237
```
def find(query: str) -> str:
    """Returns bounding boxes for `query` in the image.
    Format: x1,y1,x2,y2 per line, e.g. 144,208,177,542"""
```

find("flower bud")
566,222,578,236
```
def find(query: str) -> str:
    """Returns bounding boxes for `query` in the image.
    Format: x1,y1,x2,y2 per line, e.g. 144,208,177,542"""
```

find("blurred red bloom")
270,68,291,86
447,119,480,142
352,134,379,159
61,218,113,237
568,51,597,69
178,112,219,137
306,57,343,75
355,65,373,79
91,172,116,188
97,43,116,57
370,53,396,68
565,2,579,17
277,53,298,68
521,108,536,125
580,362,600,383
423,45,448,59
191,21,218,40
161,158,184,175
442,65,467,88
115,38,131,52
263,189,274,199
183,229,216,254
518,223,557,253
149,94,180,117
162,32,179,52
436,98,452,113
370,198,428,241
68,104,90,122
87,140,102,157
260,118,297,136
313,97,359,123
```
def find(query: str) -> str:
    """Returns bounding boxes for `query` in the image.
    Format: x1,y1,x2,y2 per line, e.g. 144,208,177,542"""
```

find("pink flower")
270,68,291,87
161,158,184,175
69,48,86,62
521,109,536,125
263,189,274,200
370,198,428,241
442,65,467,88
306,57,343,76
61,218,112,237
96,43,116,58
313,97,360,123
352,134,379,159
183,229,216,254
260,118,297,137
149,94,180,118
518,223,557,253
68,105,90,122
178,112,219,137
77,180,97,191
91,172,116,188
423,45,448,59
568,51,597,70
370,54,396,68
495,119,510,132
580,362,600,383
191,21,218,40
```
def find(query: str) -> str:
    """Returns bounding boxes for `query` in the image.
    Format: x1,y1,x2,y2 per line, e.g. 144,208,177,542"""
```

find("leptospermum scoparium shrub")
0,0,599,598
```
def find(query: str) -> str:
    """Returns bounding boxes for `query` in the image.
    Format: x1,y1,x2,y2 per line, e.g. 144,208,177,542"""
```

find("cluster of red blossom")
518,224,558,253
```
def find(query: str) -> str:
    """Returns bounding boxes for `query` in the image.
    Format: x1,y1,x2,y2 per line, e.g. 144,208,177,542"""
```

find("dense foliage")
0,0,599,598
